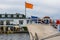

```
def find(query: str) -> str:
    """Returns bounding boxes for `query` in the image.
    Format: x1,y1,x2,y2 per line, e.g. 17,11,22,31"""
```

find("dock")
27,24,60,40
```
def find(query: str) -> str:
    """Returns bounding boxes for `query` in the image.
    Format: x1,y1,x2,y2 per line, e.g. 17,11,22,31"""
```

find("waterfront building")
0,13,26,27
0,13,27,32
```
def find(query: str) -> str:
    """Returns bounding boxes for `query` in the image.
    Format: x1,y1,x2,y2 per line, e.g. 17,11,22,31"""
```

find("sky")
0,0,60,19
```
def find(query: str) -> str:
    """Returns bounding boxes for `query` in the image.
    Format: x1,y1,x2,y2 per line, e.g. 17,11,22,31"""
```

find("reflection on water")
0,33,30,40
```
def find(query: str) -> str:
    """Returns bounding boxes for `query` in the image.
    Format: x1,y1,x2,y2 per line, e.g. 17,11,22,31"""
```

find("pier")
27,24,60,40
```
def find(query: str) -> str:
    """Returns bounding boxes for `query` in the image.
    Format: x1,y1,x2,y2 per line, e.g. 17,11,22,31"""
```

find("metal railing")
30,32,34,40
35,32,39,40
30,32,39,40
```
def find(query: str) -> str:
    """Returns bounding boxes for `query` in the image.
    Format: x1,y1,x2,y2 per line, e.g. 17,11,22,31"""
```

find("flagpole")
25,2,33,18
25,2,26,18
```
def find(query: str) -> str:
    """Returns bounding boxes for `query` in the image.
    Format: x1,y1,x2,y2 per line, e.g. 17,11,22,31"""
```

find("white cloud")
0,4,11,9
0,0,59,19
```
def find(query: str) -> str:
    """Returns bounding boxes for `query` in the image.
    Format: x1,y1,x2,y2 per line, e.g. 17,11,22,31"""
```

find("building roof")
0,13,26,19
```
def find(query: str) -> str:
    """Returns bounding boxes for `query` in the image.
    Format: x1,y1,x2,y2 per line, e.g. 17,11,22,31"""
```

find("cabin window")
14,15,16,17
2,15,5,17
0,21,4,25
19,15,22,17
8,15,11,17
19,20,23,25
6,20,10,25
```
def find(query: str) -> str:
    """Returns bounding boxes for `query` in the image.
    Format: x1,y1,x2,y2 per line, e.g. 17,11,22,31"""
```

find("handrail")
30,32,34,40
30,32,39,40
35,32,39,40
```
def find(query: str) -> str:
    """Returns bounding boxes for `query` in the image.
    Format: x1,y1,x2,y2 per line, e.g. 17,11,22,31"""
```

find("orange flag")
25,2,33,9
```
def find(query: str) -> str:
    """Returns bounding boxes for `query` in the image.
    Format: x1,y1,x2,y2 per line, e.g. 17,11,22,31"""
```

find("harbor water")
0,33,30,40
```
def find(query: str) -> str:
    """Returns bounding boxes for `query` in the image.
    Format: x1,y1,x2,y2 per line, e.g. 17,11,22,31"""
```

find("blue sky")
0,0,60,19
